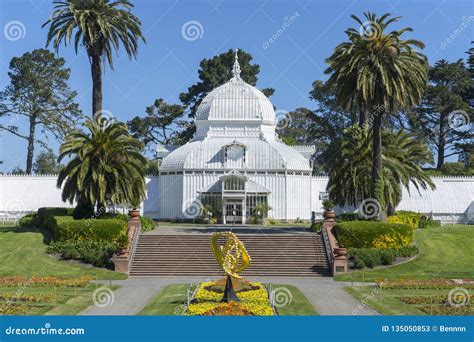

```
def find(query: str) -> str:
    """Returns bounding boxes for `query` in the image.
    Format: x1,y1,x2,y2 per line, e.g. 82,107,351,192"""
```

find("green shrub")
97,212,128,220
419,217,441,229
19,213,39,227
140,216,155,232
49,216,127,247
350,248,381,268
388,210,422,229
380,249,396,265
335,221,413,249
47,240,120,267
336,212,359,222
349,245,418,269
311,221,323,233
336,212,373,222
396,245,419,257
294,217,304,224
353,258,365,269
97,212,155,232
36,207,72,228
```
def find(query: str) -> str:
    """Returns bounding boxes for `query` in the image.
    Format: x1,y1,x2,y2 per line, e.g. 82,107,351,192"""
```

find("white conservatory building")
157,52,315,223
1,52,473,224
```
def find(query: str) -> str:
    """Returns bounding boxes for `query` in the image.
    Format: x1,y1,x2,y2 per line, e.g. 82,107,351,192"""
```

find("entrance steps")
130,233,331,277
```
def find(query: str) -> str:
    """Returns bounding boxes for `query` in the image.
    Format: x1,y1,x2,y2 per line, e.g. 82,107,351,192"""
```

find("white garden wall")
0,174,472,223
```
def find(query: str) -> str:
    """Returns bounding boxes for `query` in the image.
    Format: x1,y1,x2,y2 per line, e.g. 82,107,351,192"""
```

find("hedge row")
20,207,156,233
19,207,74,229
38,207,73,226
334,221,413,249
47,240,121,267
49,216,128,247
96,212,155,232
349,245,418,269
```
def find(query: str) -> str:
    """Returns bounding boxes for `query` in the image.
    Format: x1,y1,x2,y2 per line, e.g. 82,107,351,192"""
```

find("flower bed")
0,276,91,287
422,306,472,315
377,279,474,290
0,303,29,315
399,294,473,305
0,293,55,303
398,294,473,315
186,279,274,316
0,293,58,315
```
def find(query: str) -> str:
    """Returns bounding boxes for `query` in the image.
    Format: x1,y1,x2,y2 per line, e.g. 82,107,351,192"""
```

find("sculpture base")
221,275,240,303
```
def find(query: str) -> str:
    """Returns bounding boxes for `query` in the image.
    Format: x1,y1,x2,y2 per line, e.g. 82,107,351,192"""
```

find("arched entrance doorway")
198,170,270,224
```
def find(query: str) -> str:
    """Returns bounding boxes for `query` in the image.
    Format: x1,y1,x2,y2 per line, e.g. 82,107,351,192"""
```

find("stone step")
130,233,330,277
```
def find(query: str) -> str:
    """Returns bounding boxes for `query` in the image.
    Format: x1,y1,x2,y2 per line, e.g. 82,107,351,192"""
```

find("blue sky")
0,0,472,172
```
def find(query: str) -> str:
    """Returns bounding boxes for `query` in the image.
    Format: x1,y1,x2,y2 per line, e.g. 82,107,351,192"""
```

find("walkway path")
145,224,314,236
79,276,379,316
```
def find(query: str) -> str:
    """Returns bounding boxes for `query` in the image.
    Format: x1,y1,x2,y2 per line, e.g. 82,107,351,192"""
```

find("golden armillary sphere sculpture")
211,232,251,302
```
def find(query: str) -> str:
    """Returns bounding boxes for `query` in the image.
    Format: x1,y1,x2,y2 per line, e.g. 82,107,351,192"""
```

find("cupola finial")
232,49,241,80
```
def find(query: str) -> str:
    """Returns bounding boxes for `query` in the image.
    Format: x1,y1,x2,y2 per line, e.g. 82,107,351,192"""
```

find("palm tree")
328,126,435,215
57,117,147,217
325,12,428,208
43,0,145,116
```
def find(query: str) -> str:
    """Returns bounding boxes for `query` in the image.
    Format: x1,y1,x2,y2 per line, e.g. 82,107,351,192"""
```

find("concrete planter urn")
128,209,140,219
323,210,335,221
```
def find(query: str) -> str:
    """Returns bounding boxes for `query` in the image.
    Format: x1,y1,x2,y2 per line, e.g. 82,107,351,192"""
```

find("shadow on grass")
0,226,54,245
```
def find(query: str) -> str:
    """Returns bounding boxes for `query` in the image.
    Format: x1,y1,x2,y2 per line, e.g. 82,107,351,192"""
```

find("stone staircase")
129,234,331,277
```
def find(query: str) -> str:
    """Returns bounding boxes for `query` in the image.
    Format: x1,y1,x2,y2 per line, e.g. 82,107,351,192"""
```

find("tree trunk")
97,202,106,216
371,114,384,209
91,54,103,116
436,113,446,169
387,203,396,216
26,114,37,174
359,109,368,127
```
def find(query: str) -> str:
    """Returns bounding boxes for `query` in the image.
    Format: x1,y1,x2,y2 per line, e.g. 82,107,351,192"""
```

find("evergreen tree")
0,49,81,174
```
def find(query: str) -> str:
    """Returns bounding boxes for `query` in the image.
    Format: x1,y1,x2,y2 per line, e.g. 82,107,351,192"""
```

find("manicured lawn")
336,225,474,282
272,284,318,315
0,226,126,280
0,284,117,315
139,284,189,315
345,286,473,315
139,283,317,316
